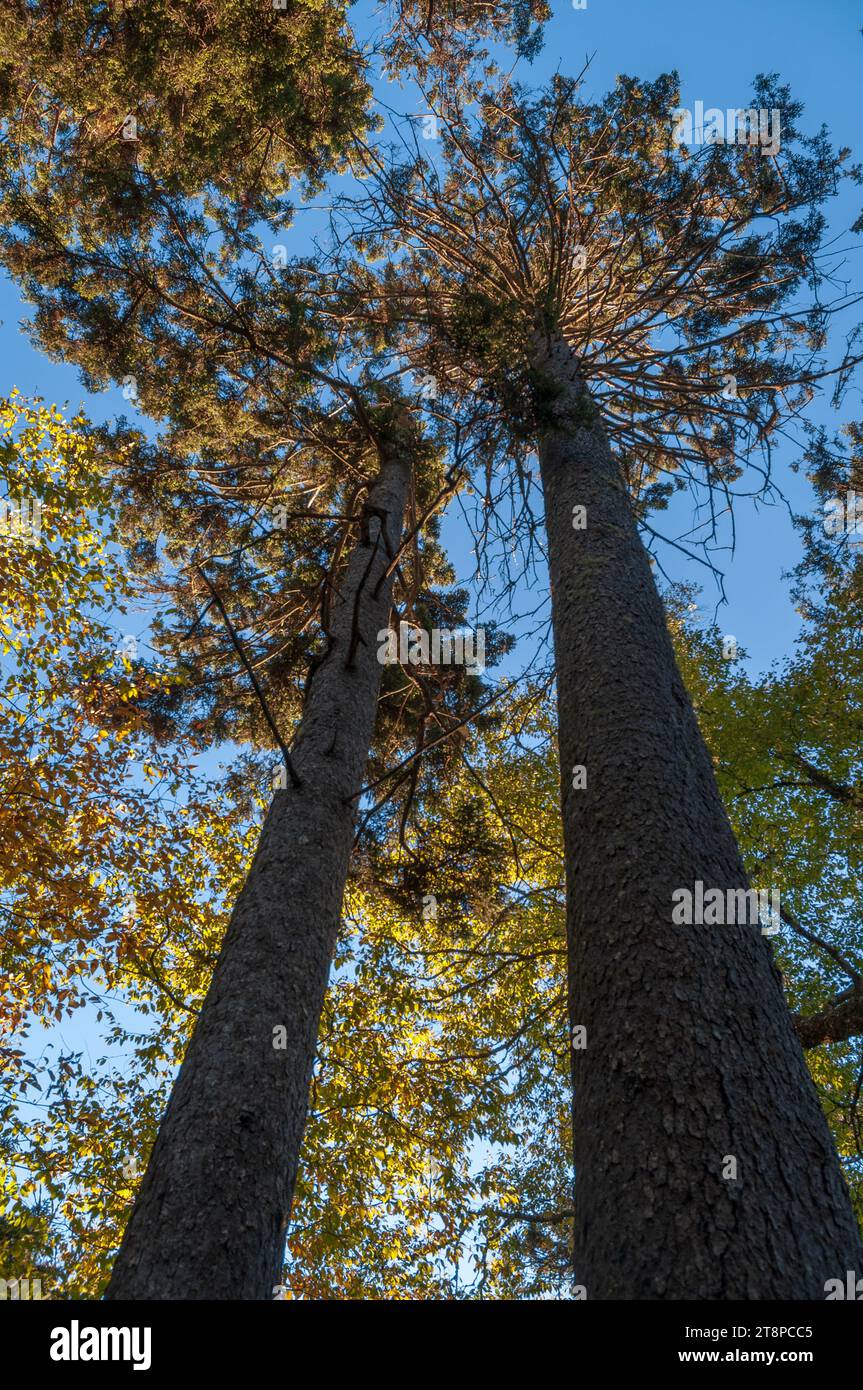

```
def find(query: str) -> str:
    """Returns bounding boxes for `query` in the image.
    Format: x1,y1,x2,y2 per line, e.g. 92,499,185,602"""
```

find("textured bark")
534,331,863,1299
795,990,863,1049
105,438,411,1300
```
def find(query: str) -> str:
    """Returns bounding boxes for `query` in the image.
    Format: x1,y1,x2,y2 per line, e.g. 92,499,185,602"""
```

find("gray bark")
795,989,863,1050
534,330,863,1299
105,436,411,1300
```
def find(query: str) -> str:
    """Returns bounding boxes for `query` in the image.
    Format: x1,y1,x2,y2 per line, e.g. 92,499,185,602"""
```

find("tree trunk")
534,330,863,1299
105,434,411,1300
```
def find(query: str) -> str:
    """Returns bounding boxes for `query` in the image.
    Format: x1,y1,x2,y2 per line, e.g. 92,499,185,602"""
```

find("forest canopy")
1,0,862,1307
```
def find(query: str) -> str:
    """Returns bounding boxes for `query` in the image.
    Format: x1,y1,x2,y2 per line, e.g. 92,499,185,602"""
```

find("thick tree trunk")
106,436,411,1300
534,330,863,1299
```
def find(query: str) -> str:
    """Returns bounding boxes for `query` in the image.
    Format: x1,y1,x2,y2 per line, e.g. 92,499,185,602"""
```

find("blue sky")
486,0,862,671
2,0,861,679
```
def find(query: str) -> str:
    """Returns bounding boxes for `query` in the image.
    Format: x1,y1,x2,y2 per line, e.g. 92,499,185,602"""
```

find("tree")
105,415,421,1299
668,419,863,1208
6,477,861,1301
0,0,542,1298
0,404,550,1299
352,71,863,1296
0,393,142,1035
0,0,403,1300
5,3,863,1302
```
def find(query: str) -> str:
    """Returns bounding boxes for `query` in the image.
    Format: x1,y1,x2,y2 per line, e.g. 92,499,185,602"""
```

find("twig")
346,676,523,805
197,565,301,789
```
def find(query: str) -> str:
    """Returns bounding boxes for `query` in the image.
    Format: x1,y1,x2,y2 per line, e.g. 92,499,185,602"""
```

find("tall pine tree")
354,72,863,1297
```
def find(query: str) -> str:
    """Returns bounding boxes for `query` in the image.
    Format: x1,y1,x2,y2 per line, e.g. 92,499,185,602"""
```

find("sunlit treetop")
378,0,549,86
0,0,373,212
0,0,505,764
0,3,545,758
0,0,379,455
348,70,863,534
